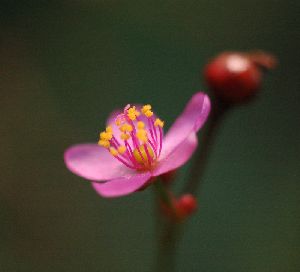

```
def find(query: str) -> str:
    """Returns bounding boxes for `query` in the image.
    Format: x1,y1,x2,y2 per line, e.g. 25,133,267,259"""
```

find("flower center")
133,144,154,166
98,104,164,171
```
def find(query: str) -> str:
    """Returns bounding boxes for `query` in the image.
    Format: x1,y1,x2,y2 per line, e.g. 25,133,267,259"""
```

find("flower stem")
153,180,178,272
153,98,229,272
183,98,229,194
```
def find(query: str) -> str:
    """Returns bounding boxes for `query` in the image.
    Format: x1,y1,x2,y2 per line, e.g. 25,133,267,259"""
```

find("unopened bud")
204,51,277,103
160,193,197,222
175,194,197,219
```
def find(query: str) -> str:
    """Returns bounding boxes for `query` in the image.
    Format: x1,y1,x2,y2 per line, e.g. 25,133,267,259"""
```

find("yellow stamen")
109,147,118,157
115,118,121,126
100,131,112,141
141,105,151,114
133,145,154,165
120,123,133,132
127,106,140,121
141,104,154,117
137,121,145,129
117,145,127,154
144,110,153,117
98,140,110,148
136,129,148,143
154,118,164,128
121,133,130,140
106,126,112,133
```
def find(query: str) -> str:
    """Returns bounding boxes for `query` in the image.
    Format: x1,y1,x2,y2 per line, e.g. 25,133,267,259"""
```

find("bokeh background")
1,1,299,271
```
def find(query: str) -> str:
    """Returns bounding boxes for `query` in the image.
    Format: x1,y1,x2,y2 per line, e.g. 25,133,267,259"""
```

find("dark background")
1,1,299,271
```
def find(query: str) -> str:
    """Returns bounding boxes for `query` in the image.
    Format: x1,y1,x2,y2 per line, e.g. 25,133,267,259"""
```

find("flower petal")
153,133,198,176
64,144,134,181
92,172,152,197
160,92,210,160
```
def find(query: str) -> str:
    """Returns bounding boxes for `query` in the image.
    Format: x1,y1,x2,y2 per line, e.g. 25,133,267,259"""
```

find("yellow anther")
117,145,127,154
154,118,164,128
133,145,154,165
127,113,135,121
106,126,112,133
121,133,130,140
137,121,145,129
109,147,118,157
136,129,148,143
100,131,112,141
141,104,152,114
115,118,121,126
127,106,140,121
144,110,153,118
120,123,133,132
98,140,110,148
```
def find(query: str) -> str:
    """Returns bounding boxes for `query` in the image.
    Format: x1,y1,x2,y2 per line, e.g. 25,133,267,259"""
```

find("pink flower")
64,92,210,198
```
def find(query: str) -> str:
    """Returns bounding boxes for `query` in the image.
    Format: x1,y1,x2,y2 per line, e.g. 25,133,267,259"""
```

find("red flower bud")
160,193,198,222
175,194,197,219
204,51,277,103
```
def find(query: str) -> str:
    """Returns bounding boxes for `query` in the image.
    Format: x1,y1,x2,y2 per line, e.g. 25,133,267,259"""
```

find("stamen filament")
144,143,153,166
125,140,141,168
158,126,163,156
114,155,136,169
149,117,158,143
128,119,148,165
148,120,157,145
148,138,158,159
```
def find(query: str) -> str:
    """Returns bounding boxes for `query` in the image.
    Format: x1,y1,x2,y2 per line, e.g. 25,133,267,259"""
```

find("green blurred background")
1,1,299,271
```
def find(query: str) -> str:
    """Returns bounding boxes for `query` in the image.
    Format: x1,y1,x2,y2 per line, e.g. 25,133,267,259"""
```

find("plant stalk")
154,98,229,272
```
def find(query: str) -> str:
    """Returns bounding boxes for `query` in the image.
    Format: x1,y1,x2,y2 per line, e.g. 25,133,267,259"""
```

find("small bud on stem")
160,193,198,222
204,51,277,103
